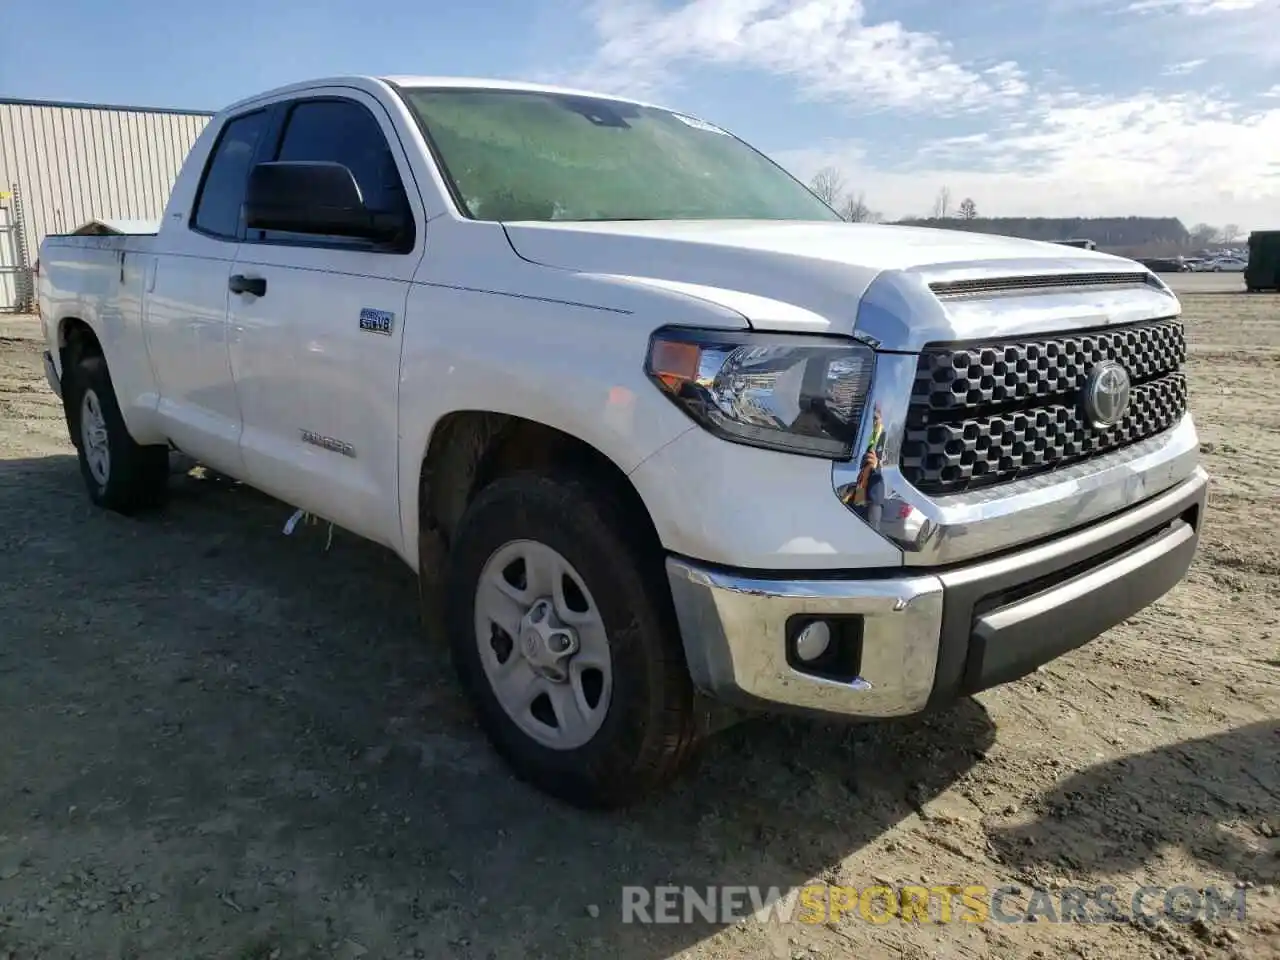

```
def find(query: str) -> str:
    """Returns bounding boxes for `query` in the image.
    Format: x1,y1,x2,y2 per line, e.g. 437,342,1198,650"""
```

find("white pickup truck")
38,75,1207,809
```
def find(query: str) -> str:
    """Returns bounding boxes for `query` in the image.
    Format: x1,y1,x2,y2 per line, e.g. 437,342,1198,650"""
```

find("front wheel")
443,472,703,809
65,354,170,514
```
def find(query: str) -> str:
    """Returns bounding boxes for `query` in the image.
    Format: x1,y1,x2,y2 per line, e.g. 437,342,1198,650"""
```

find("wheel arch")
57,316,104,369
52,317,103,440
50,308,167,447
413,411,667,629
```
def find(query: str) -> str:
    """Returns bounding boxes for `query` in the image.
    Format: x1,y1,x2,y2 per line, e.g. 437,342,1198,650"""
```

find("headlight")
644,327,875,459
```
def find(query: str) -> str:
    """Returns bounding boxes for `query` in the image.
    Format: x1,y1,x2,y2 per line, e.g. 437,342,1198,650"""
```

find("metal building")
0,97,214,312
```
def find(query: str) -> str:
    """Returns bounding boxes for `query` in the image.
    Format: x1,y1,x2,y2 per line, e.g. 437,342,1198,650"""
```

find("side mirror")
243,161,407,244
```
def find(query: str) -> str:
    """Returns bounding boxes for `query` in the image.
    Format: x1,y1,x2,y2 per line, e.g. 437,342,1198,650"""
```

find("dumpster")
1245,230,1280,292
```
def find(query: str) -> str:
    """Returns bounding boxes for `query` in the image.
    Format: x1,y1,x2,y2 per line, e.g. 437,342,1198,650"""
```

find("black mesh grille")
902,318,1188,495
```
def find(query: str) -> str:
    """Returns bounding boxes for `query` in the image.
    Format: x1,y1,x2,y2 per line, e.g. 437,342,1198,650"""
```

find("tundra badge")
359,308,395,335
300,429,356,458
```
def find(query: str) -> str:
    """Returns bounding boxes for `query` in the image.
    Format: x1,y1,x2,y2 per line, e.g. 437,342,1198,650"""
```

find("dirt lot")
0,295,1276,960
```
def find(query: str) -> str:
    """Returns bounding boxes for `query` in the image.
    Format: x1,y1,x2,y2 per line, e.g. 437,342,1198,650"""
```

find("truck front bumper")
666,467,1207,718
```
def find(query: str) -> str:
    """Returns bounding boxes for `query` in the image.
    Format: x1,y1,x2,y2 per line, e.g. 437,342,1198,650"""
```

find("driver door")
225,92,427,550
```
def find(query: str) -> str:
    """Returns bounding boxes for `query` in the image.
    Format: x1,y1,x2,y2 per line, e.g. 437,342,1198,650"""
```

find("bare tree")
805,167,883,222
958,197,978,220
808,166,847,206
931,186,952,219
1189,223,1220,247
838,192,881,223
1220,223,1241,243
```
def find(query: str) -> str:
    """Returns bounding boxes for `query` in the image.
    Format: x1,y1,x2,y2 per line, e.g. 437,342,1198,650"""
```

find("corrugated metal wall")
0,98,213,308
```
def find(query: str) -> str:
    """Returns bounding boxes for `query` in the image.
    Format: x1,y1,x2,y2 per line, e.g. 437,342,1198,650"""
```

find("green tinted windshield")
400,87,841,223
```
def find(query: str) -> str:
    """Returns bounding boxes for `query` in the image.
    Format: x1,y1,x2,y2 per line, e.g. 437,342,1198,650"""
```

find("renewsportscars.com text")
619,883,1249,926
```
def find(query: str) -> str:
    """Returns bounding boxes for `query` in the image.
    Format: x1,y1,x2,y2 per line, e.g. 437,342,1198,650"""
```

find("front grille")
901,318,1188,495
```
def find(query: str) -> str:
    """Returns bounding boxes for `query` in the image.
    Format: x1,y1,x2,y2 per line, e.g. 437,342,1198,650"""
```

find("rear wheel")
442,472,703,808
66,353,169,514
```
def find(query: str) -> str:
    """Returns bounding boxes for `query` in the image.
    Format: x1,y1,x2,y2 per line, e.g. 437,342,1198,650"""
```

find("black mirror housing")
243,161,408,245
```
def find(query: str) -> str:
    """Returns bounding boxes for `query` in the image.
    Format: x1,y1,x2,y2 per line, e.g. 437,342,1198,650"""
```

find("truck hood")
501,220,1175,346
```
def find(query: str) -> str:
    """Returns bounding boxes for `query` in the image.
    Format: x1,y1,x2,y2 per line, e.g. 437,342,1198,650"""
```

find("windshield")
400,87,842,223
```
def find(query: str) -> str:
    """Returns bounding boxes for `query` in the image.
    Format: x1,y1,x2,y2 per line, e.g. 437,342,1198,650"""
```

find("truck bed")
39,231,160,419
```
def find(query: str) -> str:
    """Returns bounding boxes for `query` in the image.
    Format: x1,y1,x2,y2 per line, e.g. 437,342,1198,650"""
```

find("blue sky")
4,0,1279,227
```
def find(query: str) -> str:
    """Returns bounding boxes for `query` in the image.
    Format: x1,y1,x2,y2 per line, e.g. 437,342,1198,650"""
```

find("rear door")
144,108,272,473
226,91,426,549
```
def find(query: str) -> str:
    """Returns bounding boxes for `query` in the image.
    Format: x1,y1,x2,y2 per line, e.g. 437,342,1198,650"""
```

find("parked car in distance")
36,75,1208,809
1208,256,1247,272
1139,257,1191,273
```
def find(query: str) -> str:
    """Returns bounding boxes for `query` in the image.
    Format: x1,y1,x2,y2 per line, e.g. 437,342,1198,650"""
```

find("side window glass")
258,99,411,245
191,110,269,239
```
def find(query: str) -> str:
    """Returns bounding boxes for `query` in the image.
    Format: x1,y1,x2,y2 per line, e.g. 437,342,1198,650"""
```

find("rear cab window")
190,110,270,240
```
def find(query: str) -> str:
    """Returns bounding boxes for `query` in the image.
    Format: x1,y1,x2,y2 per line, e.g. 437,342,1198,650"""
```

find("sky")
3,0,1279,229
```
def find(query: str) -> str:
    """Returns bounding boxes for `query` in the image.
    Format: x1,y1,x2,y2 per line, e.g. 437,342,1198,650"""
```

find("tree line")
805,169,1243,255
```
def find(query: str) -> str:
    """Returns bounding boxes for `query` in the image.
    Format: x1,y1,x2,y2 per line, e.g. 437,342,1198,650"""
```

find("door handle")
229,274,266,297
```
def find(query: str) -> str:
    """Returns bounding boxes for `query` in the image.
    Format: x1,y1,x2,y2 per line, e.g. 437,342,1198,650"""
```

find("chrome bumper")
667,468,1207,718
667,565,945,717
43,350,61,399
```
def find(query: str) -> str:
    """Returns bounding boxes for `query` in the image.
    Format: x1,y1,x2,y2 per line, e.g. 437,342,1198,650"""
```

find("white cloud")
1104,0,1280,65
775,90,1280,228
565,0,1023,113
555,0,1280,227
1125,0,1266,13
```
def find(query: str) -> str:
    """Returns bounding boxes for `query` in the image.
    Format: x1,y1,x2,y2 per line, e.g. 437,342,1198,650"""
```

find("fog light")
794,620,832,662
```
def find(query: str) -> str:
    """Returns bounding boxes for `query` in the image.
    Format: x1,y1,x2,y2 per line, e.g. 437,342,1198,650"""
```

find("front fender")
396,282,703,568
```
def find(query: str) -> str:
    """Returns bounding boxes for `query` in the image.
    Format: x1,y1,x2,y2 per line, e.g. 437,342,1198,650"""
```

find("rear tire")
65,353,169,514
442,471,703,809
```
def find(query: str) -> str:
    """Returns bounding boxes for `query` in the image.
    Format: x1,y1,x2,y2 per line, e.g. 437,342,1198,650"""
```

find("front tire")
443,472,703,809
66,353,169,514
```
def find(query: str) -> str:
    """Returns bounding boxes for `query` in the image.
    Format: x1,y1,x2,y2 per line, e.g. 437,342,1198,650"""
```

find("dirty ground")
0,294,1276,960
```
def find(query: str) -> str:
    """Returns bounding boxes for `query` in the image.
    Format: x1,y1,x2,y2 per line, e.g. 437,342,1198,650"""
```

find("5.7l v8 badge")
359,308,395,335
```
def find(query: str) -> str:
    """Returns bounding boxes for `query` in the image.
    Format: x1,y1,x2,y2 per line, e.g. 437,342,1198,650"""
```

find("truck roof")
221,74,663,117
384,75,659,106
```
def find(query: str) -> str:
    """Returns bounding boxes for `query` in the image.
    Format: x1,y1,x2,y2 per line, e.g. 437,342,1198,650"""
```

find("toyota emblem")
1082,360,1131,427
